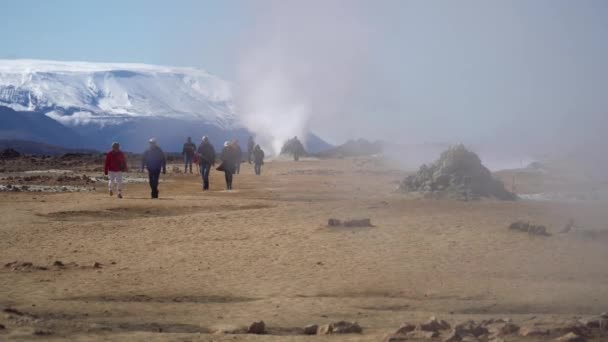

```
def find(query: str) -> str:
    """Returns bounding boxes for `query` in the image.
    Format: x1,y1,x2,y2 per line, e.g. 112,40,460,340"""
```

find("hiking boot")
117,193,123,199
109,190,113,196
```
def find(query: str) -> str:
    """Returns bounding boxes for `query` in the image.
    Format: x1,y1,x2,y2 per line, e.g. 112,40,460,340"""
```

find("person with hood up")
197,136,216,191
104,142,127,198
218,141,238,190
253,144,265,175
182,137,196,174
141,138,167,198
247,136,255,164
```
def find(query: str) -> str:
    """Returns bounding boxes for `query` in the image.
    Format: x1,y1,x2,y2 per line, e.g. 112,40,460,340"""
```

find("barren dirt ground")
1,158,608,341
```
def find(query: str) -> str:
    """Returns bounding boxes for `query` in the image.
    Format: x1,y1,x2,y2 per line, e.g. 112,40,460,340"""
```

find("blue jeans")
200,162,211,190
148,168,161,198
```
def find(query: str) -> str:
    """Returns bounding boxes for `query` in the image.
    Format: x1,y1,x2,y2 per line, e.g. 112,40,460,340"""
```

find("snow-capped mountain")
0,59,236,128
0,59,331,153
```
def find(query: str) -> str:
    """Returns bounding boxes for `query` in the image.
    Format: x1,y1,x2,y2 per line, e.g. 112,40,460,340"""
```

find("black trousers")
148,168,161,198
254,163,262,175
224,170,233,190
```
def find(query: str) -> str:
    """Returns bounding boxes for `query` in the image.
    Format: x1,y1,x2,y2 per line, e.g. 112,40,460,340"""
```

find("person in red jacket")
104,142,127,198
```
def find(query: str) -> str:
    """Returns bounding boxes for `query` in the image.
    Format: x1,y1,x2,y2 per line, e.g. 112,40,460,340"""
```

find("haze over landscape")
1,1,608,341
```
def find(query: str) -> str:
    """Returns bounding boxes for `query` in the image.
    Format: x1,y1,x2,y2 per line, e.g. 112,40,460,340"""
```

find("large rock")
247,320,266,334
398,144,516,200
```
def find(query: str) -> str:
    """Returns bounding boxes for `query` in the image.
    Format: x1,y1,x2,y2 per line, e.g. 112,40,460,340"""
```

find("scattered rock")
454,321,488,337
443,329,462,342
327,218,373,227
398,144,516,200
519,326,549,337
419,316,451,332
406,330,439,339
328,218,342,226
317,321,362,335
93,262,102,269
34,329,52,336
509,221,551,236
578,318,599,329
555,332,586,342
0,323,5,329
303,324,318,335
395,323,416,334
4,261,47,271
343,218,373,227
247,320,266,334
553,322,591,337
53,260,65,267
497,322,519,335
0,148,21,159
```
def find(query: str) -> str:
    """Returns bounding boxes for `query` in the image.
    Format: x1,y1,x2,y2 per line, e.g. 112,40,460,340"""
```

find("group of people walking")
104,136,265,199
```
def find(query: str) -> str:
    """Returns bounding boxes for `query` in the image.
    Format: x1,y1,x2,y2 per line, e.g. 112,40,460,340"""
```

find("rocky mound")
280,137,308,157
398,144,516,200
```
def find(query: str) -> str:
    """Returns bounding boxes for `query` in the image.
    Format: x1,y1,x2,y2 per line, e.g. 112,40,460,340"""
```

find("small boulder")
395,323,416,334
317,321,362,335
247,320,266,334
303,324,318,335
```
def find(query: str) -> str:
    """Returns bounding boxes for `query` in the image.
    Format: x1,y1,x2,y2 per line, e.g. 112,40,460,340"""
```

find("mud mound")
281,137,307,157
398,144,516,200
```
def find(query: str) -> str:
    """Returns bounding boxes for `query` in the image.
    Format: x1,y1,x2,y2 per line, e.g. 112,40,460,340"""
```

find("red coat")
104,150,127,174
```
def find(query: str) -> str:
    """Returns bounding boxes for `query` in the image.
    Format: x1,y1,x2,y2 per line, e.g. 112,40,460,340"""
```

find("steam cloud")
235,1,371,155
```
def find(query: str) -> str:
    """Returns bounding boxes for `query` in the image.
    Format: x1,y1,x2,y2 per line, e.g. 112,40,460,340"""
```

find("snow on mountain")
0,59,237,128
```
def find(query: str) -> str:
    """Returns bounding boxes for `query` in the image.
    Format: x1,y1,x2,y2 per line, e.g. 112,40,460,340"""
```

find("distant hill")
0,139,98,156
317,138,383,158
0,106,87,147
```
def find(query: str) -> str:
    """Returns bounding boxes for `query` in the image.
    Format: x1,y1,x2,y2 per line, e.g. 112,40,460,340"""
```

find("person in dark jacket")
292,136,303,161
197,136,216,191
104,142,127,198
218,141,237,190
253,144,264,175
233,140,242,174
247,136,255,164
182,137,196,174
141,138,166,199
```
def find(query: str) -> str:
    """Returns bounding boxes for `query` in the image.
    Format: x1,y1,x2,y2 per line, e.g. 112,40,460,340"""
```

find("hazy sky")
1,0,607,155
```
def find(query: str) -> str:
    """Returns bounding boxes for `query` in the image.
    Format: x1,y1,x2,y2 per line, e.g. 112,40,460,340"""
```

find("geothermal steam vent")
398,144,516,200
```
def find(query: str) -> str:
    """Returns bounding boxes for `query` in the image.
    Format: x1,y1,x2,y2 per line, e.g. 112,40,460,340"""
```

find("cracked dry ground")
1,158,608,341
